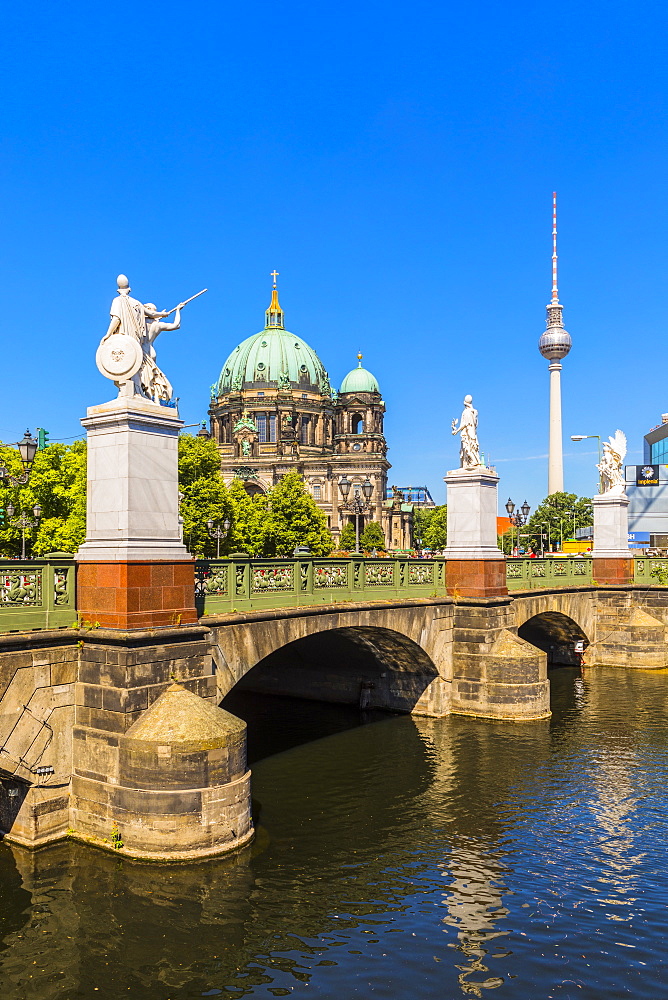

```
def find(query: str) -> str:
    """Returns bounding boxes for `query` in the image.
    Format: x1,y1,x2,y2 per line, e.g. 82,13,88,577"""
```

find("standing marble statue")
451,395,481,469
597,430,627,494
96,275,206,402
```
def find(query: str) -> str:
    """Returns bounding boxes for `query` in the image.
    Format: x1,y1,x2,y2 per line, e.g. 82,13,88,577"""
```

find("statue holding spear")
97,275,207,403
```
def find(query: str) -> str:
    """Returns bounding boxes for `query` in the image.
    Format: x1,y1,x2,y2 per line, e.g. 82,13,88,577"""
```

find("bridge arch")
518,612,589,666
214,618,444,716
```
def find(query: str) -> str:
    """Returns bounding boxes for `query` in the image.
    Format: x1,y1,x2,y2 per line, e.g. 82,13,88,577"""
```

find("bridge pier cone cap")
123,682,247,756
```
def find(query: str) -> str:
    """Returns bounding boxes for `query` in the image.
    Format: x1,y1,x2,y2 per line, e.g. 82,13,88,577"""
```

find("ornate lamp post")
338,476,374,554
6,502,42,560
206,517,231,559
504,498,531,556
0,429,39,486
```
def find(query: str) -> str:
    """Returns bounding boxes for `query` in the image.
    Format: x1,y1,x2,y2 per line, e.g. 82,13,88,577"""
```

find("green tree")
0,440,87,556
414,504,447,551
227,478,269,556
338,522,357,551
263,470,333,556
523,491,593,553
360,521,386,551
178,434,233,556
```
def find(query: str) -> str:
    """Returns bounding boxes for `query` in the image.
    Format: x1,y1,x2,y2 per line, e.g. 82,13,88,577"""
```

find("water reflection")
1,668,668,998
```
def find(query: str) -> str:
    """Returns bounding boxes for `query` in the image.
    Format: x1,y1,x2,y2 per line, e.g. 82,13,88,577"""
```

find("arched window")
351,413,364,434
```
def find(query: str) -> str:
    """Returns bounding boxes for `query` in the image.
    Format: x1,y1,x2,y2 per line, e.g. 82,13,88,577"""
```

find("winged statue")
597,429,627,494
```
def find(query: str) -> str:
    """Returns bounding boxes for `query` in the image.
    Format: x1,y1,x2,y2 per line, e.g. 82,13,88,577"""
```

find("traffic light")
37,428,50,450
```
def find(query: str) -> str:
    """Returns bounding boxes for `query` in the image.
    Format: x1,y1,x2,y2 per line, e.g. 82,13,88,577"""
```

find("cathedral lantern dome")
214,275,333,397
339,353,380,394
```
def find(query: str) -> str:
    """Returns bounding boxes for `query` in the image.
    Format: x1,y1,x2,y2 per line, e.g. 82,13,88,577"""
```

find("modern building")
207,278,413,549
538,192,572,495
387,486,436,508
626,420,668,546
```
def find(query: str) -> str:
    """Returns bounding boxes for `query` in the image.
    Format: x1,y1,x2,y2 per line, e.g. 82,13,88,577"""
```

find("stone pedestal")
443,467,507,597
76,396,196,629
592,491,633,584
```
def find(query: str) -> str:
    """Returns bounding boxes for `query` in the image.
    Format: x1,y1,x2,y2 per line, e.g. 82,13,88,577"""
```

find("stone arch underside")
518,612,590,666
220,625,442,715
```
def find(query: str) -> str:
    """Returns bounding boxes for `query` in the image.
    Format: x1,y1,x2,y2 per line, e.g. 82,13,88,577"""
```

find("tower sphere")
538,327,572,360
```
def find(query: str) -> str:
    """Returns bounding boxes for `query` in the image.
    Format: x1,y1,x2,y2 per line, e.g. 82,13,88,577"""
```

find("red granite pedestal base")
593,557,634,586
445,559,508,598
77,561,198,629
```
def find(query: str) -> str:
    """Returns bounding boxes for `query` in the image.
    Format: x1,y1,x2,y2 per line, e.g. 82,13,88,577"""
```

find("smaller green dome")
340,354,380,394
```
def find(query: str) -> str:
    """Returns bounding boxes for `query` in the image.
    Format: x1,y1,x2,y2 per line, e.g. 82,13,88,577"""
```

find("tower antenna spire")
551,191,559,304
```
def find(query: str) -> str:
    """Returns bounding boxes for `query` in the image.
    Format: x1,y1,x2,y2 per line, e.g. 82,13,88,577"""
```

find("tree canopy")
520,491,593,553
338,522,357,551
262,470,333,556
413,505,447,551
0,440,87,556
178,434,234,557
0,437,334,560
226,478,269,556
360,520,386,551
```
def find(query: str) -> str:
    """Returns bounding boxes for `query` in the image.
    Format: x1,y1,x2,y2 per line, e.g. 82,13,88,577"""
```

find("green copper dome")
214,285,332,397
340,354,380,394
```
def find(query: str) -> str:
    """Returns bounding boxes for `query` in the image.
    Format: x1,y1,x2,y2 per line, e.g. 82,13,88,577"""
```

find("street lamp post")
0,429,39,486
338,476,374,554
206,518,231,559
6,502,42,560
563,509,577,550
538,522,552,556
571,434,602,493
505,498,531,556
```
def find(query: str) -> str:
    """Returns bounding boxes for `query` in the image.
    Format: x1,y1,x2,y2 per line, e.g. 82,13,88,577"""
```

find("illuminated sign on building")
636,465,660,486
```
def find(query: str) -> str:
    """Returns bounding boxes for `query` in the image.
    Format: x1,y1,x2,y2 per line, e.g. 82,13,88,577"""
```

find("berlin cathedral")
206,277,413,549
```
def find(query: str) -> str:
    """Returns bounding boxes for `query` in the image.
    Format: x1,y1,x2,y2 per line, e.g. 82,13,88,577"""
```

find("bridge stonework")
2,583,668,858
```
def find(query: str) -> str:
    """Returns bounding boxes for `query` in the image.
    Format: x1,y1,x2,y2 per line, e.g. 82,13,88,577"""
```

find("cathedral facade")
207,280,413,549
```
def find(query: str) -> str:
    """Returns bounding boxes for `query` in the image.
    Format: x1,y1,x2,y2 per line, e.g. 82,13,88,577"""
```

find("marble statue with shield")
77,274,206,577
95,274,206,403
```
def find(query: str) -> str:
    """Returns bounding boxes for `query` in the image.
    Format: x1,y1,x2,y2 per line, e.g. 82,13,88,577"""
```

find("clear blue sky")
1,0,666,509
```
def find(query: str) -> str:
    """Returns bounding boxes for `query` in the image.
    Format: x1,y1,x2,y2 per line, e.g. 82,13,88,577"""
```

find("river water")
2,665,668,999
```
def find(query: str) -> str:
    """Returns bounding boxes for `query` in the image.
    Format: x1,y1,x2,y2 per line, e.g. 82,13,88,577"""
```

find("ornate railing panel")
633,558,668,584
0,555,76,631
195,556,445,615
506,558,594,590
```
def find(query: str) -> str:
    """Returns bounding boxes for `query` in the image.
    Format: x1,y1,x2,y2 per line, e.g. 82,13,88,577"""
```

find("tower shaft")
548,361,564,494
538,192,571,496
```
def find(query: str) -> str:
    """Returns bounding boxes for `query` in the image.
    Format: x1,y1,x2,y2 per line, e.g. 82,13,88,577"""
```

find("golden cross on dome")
270,270,279,287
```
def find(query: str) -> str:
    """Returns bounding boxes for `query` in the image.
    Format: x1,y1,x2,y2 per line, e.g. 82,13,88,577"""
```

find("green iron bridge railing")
505,556,668,590
195,555,446,616
0,554,76,632
1,554,668,632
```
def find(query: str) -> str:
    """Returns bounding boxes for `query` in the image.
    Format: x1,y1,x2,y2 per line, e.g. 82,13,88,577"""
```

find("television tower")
538,192,572,494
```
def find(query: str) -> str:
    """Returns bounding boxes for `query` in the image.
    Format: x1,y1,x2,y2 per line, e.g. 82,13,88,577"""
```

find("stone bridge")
2,557,668,859
204,584,668,725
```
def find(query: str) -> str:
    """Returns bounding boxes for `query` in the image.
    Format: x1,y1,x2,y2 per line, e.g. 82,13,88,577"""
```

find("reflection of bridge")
2,553,668,857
